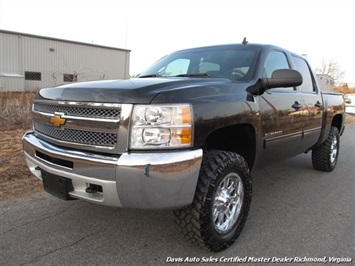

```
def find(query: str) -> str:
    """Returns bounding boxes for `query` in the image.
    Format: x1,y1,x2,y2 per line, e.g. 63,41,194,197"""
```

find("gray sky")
1,0,354,84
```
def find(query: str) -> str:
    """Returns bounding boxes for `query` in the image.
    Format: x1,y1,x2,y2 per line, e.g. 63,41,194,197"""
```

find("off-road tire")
174,150,252,252
312,126,340,172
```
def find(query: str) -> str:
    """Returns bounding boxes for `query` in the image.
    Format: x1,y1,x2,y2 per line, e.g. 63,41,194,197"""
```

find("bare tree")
315,58,344,83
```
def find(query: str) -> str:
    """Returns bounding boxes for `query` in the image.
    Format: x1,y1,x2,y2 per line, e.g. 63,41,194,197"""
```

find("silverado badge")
50,115,66,127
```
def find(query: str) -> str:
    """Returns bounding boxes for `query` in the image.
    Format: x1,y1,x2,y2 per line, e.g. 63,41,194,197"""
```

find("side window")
199,62,220,73
292,56,315,93
159,59,190,76
264,51,293,92
264,51,290,78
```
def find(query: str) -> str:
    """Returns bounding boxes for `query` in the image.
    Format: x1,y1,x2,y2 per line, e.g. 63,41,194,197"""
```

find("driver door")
258,50,304,167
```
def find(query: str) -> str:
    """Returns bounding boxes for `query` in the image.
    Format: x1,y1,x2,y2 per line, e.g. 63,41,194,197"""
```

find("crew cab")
23,42,345,252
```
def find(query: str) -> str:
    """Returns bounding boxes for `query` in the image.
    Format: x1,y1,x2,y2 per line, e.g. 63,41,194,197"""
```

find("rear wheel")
174,150,252,252
312,126,340,172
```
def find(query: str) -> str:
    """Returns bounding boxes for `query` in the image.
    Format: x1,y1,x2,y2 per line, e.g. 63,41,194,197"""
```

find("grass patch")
0,92,35,130
0,129,43,201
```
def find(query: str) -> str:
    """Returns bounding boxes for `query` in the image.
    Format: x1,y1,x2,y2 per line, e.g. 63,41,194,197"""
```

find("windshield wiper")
138,74,161,78
174,73,215,78
138,73,216,78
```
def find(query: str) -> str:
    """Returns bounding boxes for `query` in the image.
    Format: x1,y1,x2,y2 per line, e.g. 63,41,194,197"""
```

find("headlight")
130,104,193,149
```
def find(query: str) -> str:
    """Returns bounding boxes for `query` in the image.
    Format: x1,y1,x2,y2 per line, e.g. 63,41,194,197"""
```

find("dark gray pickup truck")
23,42,345,251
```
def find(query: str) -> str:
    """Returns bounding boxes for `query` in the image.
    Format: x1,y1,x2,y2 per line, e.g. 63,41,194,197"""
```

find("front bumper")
23,131,203,209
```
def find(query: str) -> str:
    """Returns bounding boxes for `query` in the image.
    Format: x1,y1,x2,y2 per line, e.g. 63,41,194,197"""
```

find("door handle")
292,101,302,110
314,101,322,108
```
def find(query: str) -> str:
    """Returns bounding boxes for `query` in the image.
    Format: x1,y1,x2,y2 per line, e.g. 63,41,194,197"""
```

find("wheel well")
204,124,256,169
331,114,343,132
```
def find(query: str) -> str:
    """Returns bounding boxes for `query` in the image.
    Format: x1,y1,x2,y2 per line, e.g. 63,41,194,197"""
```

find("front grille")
34,104,120,119
32,101,122,150
34,122,117,147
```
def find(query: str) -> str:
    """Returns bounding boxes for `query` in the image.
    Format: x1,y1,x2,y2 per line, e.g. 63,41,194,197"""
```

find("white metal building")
316,74,334,92
0,30,130,92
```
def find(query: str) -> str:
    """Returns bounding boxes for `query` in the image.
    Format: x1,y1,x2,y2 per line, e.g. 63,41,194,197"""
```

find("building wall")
0,30,130,91
316,74,334,92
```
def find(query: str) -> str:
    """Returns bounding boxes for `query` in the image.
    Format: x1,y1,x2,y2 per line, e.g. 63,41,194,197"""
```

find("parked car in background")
344,94,355,114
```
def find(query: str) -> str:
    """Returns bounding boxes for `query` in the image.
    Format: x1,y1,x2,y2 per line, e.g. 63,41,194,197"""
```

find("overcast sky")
1,0,354,84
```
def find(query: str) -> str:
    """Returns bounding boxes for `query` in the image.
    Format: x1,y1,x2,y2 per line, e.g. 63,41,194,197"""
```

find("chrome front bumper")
23,131,203,209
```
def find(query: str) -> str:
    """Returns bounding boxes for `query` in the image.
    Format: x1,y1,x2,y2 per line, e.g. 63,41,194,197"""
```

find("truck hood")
37,78,237,103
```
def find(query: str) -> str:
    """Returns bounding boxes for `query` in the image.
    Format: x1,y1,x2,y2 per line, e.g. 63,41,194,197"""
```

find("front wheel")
312,126,340,172
174,150,252,252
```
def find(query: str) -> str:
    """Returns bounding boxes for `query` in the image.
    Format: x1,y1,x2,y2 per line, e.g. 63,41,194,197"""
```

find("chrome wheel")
212,173,244,234
330,135,338,164
174,151,252,252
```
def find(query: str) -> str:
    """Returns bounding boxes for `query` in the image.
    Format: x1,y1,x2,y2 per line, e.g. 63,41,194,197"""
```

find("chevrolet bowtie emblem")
50,115,66,127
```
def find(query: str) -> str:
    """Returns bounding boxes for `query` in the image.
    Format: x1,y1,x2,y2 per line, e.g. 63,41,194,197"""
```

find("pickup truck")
23,42,345,252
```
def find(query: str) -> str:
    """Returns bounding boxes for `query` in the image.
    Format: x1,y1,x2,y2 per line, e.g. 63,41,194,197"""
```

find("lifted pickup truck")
23,42,345,252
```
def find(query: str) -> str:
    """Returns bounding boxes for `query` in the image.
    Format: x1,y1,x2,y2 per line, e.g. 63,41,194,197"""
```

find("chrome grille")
34,122,117,147
34,104,120,119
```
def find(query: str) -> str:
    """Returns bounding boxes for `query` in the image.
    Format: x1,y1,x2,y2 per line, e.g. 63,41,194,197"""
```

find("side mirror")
263,69,303,89
247,69,303,95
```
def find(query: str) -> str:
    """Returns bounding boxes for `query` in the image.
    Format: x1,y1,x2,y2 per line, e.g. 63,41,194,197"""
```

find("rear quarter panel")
317,92,345,145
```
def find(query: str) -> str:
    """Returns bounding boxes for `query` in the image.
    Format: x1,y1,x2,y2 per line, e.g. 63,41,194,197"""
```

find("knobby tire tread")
312,126,339,172
174,150,252,252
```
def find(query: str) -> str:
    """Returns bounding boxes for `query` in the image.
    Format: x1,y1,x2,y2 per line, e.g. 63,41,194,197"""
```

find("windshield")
138,45,260,81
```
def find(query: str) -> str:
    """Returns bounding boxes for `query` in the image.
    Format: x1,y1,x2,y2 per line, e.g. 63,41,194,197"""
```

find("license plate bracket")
42,171,75,200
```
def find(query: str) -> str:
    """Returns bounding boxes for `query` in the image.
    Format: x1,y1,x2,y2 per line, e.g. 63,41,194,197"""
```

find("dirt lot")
1,115,355,202
0,129,42,201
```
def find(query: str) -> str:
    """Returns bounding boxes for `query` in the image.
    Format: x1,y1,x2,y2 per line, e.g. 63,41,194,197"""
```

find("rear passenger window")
199,62,220,73
292,56,315,93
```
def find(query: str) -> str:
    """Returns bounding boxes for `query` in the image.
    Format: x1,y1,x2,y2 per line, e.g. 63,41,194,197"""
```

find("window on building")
25,71,41,81
63,73,77,82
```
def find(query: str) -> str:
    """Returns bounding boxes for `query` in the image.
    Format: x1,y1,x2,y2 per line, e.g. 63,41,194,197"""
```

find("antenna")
242,37,248,45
